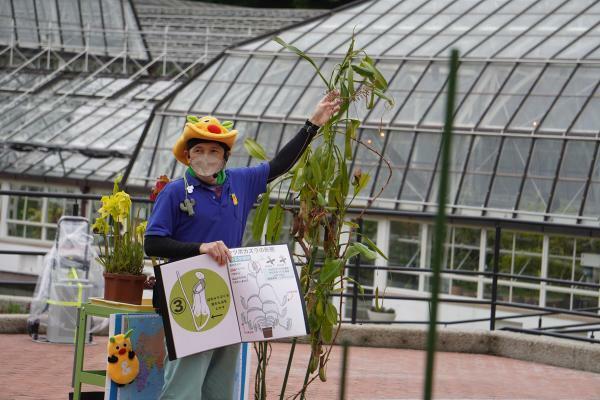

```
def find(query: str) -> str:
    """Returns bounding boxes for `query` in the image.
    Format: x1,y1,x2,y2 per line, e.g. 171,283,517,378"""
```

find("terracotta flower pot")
103,272,147,305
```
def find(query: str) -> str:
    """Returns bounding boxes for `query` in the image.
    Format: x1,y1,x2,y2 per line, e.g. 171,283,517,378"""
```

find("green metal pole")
423,49,459,400
338,341,349,400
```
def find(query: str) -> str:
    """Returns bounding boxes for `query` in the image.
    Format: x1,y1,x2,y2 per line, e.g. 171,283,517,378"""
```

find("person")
144,90,341,399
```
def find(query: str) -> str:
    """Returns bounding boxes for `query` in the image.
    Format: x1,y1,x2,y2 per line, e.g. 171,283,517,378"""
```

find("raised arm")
267,91,341,182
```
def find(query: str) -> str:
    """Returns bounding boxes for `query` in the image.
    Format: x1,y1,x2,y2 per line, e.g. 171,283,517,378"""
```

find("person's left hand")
309,90,342,127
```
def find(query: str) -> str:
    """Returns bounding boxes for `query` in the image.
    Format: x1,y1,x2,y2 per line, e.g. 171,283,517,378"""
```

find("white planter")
367,309,396,322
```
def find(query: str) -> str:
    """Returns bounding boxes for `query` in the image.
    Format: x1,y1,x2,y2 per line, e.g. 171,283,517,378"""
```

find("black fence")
1,190,599,343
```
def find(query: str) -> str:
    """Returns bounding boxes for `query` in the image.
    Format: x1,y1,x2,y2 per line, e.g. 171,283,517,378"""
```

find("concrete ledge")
283,324,600,374
0,314,32,334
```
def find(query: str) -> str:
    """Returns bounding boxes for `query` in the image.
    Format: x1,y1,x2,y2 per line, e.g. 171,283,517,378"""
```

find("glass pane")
80,0,104,51
428,134,471,205
13,0,37,46
254,123,282,158
261,58,296,85
375,131,414,200
58,0,83,49
509,96,554,131
400,133,441,202
217,83,254,114
548,235,574,282
518,140,562,213
549,141,594,215
488,138,532,210
102,0,124,52
458,136,500,208
237,57,272,84
388,220,420,290
541,97,589,132
511,287,539,306
571,97,600,133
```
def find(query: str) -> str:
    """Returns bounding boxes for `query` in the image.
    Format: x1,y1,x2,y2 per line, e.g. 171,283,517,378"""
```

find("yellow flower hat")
172,116,238,165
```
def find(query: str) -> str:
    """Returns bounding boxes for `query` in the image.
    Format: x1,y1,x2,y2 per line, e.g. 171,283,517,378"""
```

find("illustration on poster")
240,259,295,337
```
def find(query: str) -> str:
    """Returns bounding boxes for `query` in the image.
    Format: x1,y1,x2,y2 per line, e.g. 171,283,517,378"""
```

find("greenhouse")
1,0,600,325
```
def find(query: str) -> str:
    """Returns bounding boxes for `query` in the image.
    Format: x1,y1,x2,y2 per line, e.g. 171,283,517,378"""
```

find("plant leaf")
325,303,338,325
274,36,330,89
361,235,388,260
353,172,370,196
320,258,344,284
347,242,377,261
266,202,285,243
244,138,269,161
252,192,270,241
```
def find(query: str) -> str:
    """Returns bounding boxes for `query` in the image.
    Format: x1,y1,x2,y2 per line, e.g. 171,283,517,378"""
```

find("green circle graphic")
169,268,231,332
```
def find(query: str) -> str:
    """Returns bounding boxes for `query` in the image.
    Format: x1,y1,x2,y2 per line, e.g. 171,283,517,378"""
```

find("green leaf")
373,88,394,106
347,63,355,97
361,235,388,260
353,172,370,196
345,119,359,160
252,192,270,241
274,36,330,89
244,138,269,161
321,320,333,343
186,115,199,123
266,202,284,243
319,258,344,284
327,187,337,208
351,64,374,79
222,120,234,130
308,312,321,332
361,58,388,90
348,242,377,261
367,88,375,109
291,167,304,192
325,303,338,325
316,192,326,207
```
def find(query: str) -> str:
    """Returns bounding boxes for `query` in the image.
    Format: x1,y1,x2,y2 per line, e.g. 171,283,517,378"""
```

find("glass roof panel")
571,97,600,134
487,137,532,210
581,146,600,219
399,132,441,203
428,134,471,205
457,135,501,208
13,0,38,47
517,139,562,214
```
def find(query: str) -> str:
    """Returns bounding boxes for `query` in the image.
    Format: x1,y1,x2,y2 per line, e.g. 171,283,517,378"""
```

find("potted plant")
367,286,396,322
92,176,147,305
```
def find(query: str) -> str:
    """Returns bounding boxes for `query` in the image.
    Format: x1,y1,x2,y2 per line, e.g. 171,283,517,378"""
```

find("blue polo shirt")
145,162,269,254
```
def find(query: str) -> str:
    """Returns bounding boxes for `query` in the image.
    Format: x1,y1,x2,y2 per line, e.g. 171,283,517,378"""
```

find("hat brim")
173,123,238,165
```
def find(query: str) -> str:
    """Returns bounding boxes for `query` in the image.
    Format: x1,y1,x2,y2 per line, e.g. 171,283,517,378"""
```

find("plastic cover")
27,216,106,341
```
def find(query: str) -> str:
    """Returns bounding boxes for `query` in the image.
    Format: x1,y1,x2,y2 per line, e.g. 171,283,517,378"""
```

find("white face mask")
189,153,225,177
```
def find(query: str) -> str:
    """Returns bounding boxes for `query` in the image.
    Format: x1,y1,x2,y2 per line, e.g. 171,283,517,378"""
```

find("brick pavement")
1,334,599,399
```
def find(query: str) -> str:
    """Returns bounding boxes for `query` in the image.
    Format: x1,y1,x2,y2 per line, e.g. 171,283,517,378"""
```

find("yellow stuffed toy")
107,329,139,386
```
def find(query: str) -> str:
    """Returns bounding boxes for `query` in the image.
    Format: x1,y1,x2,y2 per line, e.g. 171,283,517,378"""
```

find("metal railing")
1,190,599,344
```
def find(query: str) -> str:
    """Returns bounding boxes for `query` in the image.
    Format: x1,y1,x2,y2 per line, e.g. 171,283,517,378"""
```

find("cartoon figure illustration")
240,259,294,336
176,270,211,332
192,271,211,330
107,329,139,386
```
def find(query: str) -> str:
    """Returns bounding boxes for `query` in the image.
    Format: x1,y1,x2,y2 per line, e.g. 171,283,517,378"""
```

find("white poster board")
154,244,309,360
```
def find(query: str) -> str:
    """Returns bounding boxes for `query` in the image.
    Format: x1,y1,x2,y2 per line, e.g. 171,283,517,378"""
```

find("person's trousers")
159,343,240,399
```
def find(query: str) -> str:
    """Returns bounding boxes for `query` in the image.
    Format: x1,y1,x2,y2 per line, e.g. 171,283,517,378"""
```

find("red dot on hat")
207,124,221,134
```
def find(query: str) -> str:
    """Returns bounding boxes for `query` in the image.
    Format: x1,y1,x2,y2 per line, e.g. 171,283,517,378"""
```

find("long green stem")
279,339,296,400
423,49,459,400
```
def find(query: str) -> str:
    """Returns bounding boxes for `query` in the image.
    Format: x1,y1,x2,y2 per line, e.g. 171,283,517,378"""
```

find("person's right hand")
200,241,232,266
